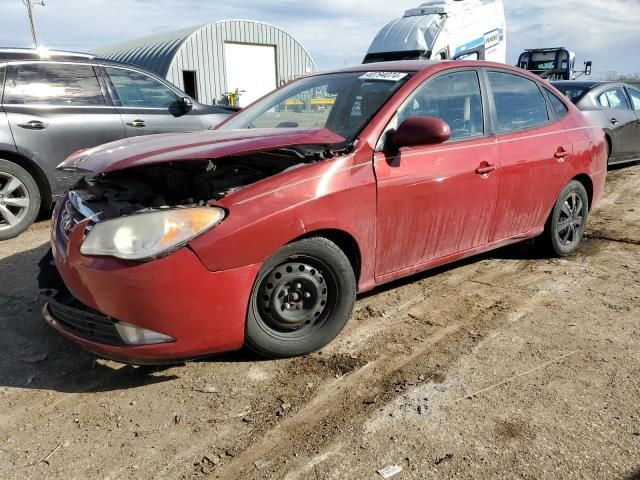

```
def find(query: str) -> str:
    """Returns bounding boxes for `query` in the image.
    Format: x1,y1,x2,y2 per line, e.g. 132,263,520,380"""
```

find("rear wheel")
542,180,589,256
245,237,356,358
0,160,40,240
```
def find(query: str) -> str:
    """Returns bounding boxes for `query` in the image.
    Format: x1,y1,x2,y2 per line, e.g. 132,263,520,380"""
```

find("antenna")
22,0,46,48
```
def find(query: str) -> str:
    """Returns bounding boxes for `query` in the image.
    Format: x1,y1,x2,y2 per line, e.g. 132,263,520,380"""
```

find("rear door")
3,62,125,196
486,70,572,241
102,66,203,137
625,86,640,158
596,86,638,162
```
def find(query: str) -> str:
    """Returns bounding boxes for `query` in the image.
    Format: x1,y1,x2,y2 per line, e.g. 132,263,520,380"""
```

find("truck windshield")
218,72,411,143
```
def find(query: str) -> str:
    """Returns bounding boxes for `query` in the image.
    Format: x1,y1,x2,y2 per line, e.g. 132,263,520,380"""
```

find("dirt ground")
1,165,639,480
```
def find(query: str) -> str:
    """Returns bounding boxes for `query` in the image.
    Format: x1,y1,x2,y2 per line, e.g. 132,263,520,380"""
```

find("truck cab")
517,48,593,81
363,0,506,64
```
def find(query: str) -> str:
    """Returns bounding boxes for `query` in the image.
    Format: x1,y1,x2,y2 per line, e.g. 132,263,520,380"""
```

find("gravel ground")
0,164,639,480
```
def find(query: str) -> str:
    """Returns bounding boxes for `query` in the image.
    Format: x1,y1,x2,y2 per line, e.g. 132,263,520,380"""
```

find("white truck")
364,0,506,64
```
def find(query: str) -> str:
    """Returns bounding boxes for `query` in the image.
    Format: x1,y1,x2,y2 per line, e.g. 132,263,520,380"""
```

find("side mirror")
389,116,451,150
180,96,194,113
584,61,593,76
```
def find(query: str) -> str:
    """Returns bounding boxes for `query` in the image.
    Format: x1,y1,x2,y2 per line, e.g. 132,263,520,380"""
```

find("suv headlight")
80,207,225,261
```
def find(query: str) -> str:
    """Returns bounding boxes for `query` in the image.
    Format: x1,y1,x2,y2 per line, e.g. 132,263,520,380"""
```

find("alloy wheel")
0,172,30,232
557,192,584,247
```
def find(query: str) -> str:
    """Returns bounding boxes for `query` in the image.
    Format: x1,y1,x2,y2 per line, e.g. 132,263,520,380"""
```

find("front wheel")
542,180,589,256
0,159,41,241
245,237,356,358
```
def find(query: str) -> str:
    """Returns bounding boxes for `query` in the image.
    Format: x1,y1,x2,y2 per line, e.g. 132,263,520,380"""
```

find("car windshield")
218,71,412,143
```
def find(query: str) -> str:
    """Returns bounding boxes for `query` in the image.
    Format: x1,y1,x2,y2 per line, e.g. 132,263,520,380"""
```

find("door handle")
18,120,47,130
475,164,497,175
610,118,619,125
554,148,571,160
126,119,146,128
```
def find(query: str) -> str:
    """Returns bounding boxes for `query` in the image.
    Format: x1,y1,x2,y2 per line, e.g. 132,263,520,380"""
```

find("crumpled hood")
58,128,346,174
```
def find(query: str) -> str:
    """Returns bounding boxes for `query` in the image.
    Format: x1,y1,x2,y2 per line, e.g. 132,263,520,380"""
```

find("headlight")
80,207,225,260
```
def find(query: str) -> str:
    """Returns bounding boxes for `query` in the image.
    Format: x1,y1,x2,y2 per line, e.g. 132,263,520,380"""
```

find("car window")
220,71,410,142
3,63,105,106
398,70,484,140
545,89,569,119
487,72,549,133
598,88,630,110
552,85,589,104
0,66,5,101
105,67,179,108
627,88,640,111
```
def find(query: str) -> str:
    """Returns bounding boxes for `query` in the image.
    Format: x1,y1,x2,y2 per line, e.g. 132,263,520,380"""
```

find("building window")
182,71,198,100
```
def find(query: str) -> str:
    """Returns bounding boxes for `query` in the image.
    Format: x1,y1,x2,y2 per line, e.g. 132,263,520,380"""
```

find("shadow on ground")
626,469,640,480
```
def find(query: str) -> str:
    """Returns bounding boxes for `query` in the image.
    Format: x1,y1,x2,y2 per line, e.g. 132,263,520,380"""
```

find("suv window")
398,70,484,140
597,88,630,110
0,66,4,102
545,89,569,119
487,72,549,133
105,67,178,108
627,88,640,111
4,63,105,106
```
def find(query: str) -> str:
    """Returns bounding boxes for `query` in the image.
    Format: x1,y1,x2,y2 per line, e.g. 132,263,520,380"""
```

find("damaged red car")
42,61,607,363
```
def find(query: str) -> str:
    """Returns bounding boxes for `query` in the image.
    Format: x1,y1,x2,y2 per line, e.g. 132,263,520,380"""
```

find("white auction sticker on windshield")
359,72,408,82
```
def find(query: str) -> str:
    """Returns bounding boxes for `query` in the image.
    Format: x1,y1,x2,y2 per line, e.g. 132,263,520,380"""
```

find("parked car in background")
552,81,640,165
0,48,235,240
41,60,606,364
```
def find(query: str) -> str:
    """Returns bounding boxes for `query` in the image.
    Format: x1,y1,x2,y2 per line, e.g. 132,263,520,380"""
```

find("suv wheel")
0,159,41,240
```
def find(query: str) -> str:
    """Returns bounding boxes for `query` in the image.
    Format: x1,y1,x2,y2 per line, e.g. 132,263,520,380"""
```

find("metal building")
95,20,317,107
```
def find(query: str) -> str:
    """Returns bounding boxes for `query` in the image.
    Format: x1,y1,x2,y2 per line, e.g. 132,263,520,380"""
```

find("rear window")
552,85,590,104
4,63,105,106
487,72,549,133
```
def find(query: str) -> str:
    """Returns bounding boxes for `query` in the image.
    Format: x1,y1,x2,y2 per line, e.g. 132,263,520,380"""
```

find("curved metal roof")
94,24,203,77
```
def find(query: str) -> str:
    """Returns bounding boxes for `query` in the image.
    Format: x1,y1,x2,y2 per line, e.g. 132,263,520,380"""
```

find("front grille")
48,298,125,346
57,191,99,242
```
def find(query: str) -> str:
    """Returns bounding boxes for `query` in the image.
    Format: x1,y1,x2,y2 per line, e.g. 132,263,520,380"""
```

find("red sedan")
42,61,607,363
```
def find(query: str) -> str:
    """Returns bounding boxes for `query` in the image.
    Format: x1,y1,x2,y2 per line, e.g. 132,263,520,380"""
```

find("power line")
21,0,45,48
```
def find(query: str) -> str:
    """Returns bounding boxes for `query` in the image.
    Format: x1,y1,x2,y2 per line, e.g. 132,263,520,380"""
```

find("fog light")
114,322,175,346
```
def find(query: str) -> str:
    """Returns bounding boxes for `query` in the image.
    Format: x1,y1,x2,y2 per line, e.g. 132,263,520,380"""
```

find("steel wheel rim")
557,192,584,247
254,256,337,340
0,172,30,231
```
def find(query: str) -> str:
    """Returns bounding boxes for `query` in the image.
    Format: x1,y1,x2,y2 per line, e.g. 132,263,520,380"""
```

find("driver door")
101,66,202,136
374,69,500,278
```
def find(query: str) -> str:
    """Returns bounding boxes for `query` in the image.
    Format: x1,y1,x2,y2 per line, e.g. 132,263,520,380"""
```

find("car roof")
0,47,134,69
317,60,532,76
550,81,609,89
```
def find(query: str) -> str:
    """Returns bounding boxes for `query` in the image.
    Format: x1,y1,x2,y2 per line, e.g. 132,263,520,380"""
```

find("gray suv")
0,48,234,239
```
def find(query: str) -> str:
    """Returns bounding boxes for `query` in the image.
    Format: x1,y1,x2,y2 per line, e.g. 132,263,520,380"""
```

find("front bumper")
44,200,261,364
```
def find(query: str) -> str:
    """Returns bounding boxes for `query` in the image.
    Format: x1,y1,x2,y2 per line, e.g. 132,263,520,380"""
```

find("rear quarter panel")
564,111,607,208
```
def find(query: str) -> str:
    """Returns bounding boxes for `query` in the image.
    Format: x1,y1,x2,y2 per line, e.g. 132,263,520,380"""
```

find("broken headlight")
80,207,225,261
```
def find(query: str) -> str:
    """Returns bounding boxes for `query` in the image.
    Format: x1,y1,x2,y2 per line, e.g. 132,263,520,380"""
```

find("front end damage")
41,128,347,363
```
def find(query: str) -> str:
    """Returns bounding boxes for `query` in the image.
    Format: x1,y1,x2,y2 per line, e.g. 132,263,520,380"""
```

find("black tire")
0,159,41,241
542,180,589,257
245,237,356,358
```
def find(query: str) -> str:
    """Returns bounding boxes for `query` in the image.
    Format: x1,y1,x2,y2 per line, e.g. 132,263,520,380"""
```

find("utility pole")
22,0,46,48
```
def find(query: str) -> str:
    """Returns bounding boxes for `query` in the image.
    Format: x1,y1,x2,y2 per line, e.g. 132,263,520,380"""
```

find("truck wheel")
542,180,589,257
0,159,41,240
245,237,356,358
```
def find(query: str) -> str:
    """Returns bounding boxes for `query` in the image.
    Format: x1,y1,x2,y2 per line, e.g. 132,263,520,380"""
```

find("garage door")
224,43,277,108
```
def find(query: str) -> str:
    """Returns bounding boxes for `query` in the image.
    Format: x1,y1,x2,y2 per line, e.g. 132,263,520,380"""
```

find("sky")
1,0,639,77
